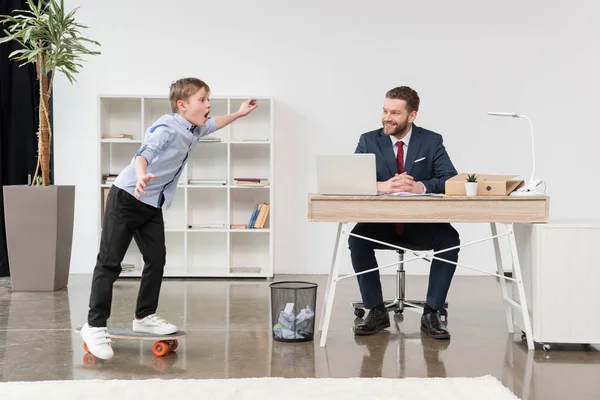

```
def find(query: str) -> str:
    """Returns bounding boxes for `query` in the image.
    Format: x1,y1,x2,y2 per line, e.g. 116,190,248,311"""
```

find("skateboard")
76,326,187,358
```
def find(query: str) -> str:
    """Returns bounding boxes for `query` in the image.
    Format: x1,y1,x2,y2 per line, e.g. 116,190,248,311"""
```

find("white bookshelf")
98,95,274,278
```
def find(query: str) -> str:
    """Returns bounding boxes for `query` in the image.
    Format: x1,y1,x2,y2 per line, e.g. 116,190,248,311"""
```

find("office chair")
351,246,448,319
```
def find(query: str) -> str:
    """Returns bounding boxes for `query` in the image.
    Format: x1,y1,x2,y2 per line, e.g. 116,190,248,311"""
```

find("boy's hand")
237,98,258,116
134,173,156,199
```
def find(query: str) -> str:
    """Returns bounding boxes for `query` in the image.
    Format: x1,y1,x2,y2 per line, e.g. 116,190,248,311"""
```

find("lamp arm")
519,115,535,185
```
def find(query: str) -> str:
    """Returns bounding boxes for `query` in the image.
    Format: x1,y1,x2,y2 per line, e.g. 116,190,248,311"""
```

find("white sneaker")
80,323,114,360
132,314,177,335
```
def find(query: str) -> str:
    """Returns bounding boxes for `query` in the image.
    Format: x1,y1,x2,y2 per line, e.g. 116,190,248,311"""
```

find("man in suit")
350,86,459,339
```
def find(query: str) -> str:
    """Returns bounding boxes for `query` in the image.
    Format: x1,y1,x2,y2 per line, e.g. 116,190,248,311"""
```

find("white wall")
54,0,600,276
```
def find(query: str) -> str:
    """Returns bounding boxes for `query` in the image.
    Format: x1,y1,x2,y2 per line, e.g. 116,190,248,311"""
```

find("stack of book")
198,137,222,142
233,178,269,187
188,178,227,186
249,202,270,228
103,174,118,184
231,202,270,229
120,263,135,274
102,134,134,140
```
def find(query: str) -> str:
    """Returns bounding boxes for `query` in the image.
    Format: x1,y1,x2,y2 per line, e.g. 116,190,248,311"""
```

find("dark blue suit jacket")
354,125,458,193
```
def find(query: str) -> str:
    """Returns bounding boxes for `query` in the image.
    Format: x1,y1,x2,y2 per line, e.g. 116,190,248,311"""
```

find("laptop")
316,154,377,195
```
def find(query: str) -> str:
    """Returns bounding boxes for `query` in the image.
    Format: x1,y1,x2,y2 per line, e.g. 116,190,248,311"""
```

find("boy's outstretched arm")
213,98,258,130
134,156,156,199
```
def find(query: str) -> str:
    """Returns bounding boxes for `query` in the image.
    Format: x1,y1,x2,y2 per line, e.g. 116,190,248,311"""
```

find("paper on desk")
381,192,443,197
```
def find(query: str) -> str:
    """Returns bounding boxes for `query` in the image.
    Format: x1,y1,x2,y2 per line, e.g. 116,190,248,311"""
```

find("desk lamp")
487,112,545,195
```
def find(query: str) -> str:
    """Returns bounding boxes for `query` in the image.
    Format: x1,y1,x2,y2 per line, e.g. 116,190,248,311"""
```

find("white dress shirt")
389,127,411,161
389,127,427,193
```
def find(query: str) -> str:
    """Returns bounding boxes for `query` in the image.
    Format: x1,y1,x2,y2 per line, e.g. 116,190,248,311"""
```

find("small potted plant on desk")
465,173,478,196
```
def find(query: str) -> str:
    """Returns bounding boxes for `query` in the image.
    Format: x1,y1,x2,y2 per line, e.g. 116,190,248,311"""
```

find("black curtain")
0,0,40,277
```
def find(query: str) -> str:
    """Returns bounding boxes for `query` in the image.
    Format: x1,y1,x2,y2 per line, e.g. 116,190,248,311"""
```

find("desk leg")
491,223,514,334
320,222,346,347
507,223,535,350
319,222,342,331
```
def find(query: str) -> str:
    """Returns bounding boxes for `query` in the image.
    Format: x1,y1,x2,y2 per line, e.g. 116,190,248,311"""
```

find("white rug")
0,376,520,400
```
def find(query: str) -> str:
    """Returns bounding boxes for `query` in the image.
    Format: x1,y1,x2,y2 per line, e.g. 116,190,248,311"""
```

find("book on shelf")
198,137,222,142
230,267,262,273
120,263,135,274
188,223,227,229
103,174,118,184
247,202,270,229
188,178,227,186
233,177,270,186
102,134,135,140
230,224,248,229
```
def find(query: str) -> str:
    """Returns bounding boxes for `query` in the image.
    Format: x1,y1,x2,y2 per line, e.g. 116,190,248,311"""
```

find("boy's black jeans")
88,185,166,327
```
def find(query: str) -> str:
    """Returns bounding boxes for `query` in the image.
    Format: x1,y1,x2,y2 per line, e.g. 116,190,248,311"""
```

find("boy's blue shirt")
114,112,217,209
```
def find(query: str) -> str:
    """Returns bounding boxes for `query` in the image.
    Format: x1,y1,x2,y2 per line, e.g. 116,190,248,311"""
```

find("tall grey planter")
3,185,75,291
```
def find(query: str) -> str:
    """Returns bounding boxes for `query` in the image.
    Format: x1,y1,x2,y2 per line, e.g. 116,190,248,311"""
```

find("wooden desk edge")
307,194,550,223
307,194,550,201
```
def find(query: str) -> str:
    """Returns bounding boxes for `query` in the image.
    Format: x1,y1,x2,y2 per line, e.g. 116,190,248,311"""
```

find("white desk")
307,194,550,349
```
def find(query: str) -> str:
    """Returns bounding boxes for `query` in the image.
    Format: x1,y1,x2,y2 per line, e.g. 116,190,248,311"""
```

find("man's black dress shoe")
421,311,450,339
354,308,390,336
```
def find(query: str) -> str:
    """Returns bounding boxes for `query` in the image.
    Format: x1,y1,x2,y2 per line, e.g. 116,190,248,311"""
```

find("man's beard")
383,118,409,136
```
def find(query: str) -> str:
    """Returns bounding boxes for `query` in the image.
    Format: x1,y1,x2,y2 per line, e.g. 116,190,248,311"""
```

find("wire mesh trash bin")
270,281,318,342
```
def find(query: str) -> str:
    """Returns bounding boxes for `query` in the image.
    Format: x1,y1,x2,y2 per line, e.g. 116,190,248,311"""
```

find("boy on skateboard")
80,77,258,360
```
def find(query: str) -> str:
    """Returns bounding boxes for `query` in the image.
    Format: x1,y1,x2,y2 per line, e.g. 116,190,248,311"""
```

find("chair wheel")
394,309,403,314
354,308,365,318
543,344,552,351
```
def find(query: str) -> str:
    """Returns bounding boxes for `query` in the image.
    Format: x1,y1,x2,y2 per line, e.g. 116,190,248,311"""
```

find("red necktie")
395,141,405,235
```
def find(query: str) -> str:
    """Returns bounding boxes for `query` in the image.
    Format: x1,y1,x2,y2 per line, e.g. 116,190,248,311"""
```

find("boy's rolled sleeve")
136,124,174,165
198,118,217,138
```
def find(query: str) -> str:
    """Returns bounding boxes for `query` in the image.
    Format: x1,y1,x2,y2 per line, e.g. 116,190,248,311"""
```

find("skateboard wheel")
83,342,90,353
168,340,178,352
83,353,97,367
152,341,168,357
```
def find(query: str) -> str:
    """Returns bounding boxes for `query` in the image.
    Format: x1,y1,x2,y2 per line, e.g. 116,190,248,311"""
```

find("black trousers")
87,185,166,327
348,222,460,311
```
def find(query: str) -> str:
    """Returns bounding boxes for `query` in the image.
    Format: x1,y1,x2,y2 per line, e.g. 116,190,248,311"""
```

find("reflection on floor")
1,274,599,399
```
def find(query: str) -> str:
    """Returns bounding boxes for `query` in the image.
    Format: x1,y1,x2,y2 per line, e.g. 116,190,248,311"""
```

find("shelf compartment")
230,144,270,185
187,142,228,184
229,98,271,142
187,231,229,274
187,187,228,228
100,142,141,179
230,231,269,274
230,187,270,228
100,97,142,140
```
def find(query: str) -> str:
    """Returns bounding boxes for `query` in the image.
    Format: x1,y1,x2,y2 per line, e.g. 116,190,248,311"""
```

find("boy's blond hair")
169,77,210,113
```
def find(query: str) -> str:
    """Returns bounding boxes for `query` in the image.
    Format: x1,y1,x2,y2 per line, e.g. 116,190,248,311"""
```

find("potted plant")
0,0,100,291
465,173,478,196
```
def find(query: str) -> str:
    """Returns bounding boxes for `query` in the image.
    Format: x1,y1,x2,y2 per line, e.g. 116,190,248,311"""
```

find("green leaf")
3,0,101,110
8,49,28,58
23,25,33,42
0,33,15,44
